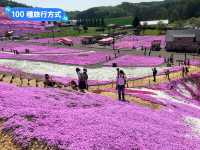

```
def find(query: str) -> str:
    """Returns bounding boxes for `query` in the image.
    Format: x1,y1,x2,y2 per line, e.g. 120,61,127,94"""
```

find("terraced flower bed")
28,37,83,45
104,55,164,67
0,41,112,65
115,35,166,49
124,73,200,112
0,41,82,54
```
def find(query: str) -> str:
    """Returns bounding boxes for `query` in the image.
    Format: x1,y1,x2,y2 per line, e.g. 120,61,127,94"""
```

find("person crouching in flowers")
116,70,126,101
70,80,78,91
44,74,55,87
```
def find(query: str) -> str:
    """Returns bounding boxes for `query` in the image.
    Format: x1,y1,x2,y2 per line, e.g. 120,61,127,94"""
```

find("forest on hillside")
1,0,200,25
75,0,200,21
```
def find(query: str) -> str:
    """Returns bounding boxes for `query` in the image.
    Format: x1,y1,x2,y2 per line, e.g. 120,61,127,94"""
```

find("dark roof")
166,29,200,42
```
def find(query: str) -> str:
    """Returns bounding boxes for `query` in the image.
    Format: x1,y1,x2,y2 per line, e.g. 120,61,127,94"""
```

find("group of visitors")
1,48,19,54
75,68,88,92
184,59,190,66
25,49,30,54
106,56,112,61
142,48,151,56
164,54,174,66
73,67,127,101
43,57,191,102
182,66,189,77
165,69,170,81
13,49,19,55
106,50,120,61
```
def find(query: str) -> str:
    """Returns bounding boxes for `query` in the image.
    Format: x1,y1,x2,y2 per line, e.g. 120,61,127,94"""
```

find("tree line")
77,18,105,27
74,0,200,22
0,0,29,7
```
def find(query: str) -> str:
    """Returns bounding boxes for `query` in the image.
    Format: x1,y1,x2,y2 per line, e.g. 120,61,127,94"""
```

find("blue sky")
13,0,163,11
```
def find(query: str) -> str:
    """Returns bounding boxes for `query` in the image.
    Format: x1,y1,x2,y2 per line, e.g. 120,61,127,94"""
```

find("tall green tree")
132,16,141,35
132,16,140,28
101,18,105,27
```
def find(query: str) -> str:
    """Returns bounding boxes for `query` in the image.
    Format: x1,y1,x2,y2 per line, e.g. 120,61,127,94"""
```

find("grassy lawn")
33,27,105,38
142,29,161,35
105,16,133,25
33,25,162,38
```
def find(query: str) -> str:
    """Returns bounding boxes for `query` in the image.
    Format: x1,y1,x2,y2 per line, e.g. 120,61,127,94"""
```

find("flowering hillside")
0,81,200,149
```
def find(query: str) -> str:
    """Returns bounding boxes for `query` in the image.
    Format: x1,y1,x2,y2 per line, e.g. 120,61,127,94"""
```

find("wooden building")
166,29,200,53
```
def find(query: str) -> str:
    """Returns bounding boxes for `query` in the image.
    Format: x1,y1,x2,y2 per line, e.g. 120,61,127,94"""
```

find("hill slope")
75,0,200,21
0,0,29,7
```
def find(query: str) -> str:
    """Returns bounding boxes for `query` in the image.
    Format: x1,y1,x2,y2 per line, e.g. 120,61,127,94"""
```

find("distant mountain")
1,0,199,23
0,0,29,7
73,0,200,22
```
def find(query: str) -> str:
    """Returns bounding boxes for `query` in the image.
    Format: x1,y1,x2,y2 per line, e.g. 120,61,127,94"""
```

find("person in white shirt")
116,70,126,101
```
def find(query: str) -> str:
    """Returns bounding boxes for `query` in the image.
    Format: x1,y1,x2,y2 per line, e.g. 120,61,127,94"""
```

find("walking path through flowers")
0,61,199,109
89,66,200,108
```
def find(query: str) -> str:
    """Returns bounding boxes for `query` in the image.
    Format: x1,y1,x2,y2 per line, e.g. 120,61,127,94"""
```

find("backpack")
79,73,85,82
83,72,88,80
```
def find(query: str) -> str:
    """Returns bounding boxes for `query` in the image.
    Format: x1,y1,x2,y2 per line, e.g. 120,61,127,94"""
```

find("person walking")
116,68,120,77
182,66,185,78
116,70,126,101
185,66,189,76
83,68,89,90
152,67,158,82
165,69,170,81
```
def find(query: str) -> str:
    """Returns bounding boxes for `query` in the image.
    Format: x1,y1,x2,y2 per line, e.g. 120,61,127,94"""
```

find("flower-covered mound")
0,82,200,149
0,41,112,65
104,55,164,67
123,73,200,128
28,37,83,45
115,35,166,49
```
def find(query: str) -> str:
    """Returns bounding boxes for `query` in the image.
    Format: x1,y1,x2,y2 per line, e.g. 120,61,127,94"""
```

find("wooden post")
148,78,151,87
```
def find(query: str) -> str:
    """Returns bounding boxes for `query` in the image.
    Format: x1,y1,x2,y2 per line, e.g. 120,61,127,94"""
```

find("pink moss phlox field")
0,41,82,54
104,55,164,67
126,73,200,118
0,82,200,149
0,41,113,65
0,7,47,36
115,35,166,49
0,52,109,65
190,59,200,66
28,37,83,45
